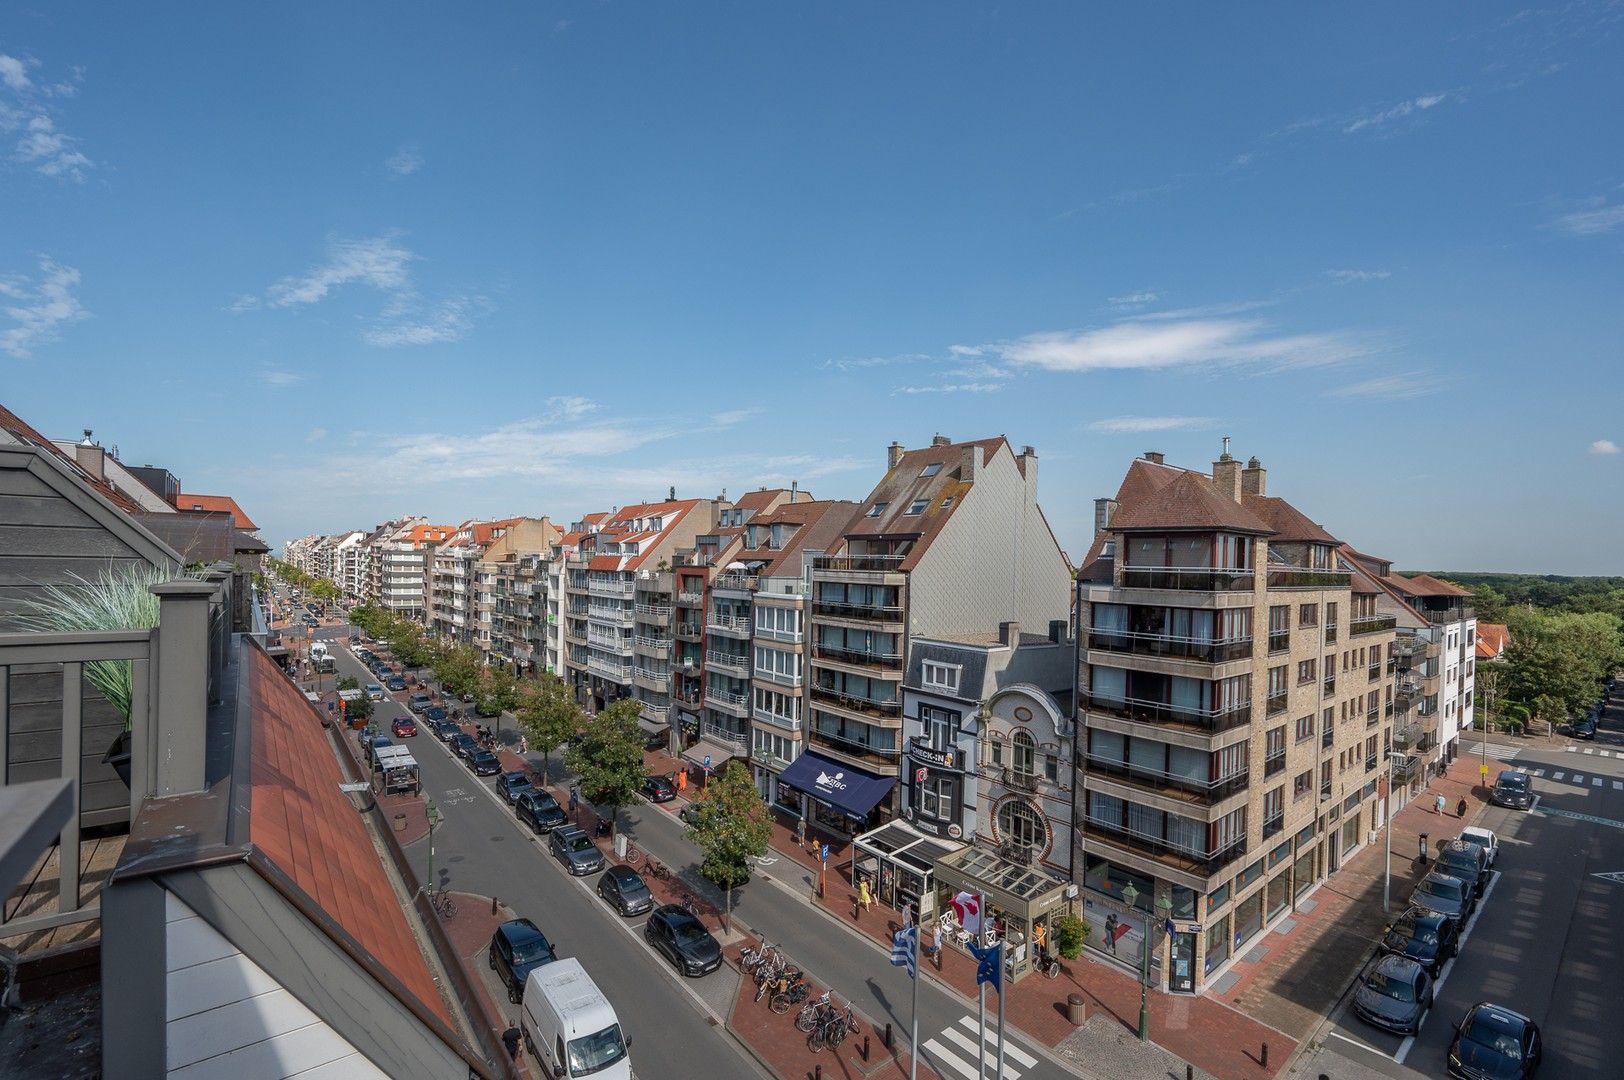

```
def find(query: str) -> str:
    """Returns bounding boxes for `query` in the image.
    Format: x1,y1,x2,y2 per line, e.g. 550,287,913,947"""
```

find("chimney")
790,480,798,503
1049,619,1067,643
1017,445,1038,487
961,443,981,483
887,441,906,469
1093,497,1117,533
1241,456,1267,497
1212,448,1242,503
74,432,107,483
1143,450,1165,465
999,620,1020,646
931,433,951,447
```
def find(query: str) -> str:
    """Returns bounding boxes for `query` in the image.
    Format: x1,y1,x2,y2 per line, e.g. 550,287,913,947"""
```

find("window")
922,661,961,694
1011,730,1037,778
865,502,888,517
940,496,955,510
997,799,1047,855
921,704,960,750
905,499,930,515
1297,659,1316,685
1299,603,1318,628
1325,602,1338,628
1265,726,1286,774
1217,741,1248,779
1293,770,1313,800
1295,715,1314,742
1268,606,1290,651
920,462,942,478
920,776,953,819
1263,787,1284,833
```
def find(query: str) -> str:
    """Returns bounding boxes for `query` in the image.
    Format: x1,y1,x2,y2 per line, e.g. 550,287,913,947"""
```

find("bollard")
814,1066,821,1080
1262,1042,1269,1068
1186,1066,1193,1080
1066,993,1085,1025
884,1023,892,1049
862,1034,870,1062
491,895,499,916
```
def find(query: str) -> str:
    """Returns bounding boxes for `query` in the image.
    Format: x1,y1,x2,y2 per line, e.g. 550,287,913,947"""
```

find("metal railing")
811,642,903,668
1262,814,1284,839
675,590,705,606
586,655,633,681
1082,815,1247,875
700,721,749,748
1119,567,1254,592
673,622,703,641
634,602,672,619
704,650,749,673
752,706,803,732
1082,693,1251,734
1266,691,1288,715
1323,625,1338,645
1323,675,1336,695
1268,631,1290,653
808,729,901,767
812,600,903,621
752,665,804,689
1086,631,1253,665
587,578,637,598
1263,750,1286,777
1322,727,1334,749
711,573,758,593
706,612,752,634
1365,755,1378,772
812,554,905,573
1351,615,1397,636
811,684,902,718
1084,754,1249,803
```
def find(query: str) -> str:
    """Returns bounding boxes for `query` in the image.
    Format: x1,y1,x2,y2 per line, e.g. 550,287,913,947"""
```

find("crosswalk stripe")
939,1025,1023,1077
1566,746,1577,753
1594,777,1604,787
1554,772,1566,780
1614,781,1622,791
1584,748,1596,755
955,1016,1039,1068
1574,775,1586,784
1533,769,1545,777
922,1038,981,1080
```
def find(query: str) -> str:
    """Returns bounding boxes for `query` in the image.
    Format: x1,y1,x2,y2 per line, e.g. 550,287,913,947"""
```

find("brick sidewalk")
439,893,534,1079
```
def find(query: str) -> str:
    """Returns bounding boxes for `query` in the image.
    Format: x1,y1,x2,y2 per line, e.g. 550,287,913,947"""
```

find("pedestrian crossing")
1564,746,1623,756
1526,767,1624,791
1473,743,1525,762
921,1015,1040,1080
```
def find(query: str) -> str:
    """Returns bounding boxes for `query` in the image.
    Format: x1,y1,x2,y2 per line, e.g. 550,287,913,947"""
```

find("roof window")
905,499,929,515
920,463,942,478
866,502,889,518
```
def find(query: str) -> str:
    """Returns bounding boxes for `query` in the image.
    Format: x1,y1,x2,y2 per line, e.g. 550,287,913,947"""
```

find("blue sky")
4,3,1621,573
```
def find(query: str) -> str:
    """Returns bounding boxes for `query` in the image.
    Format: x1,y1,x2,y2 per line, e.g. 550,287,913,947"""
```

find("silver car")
548,826,605,876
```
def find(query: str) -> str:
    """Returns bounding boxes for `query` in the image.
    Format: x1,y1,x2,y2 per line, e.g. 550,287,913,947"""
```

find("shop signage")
908,737,957,769
947,824,962,839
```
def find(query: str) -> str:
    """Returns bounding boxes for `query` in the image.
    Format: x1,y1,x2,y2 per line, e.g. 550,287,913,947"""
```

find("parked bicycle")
428,888,457,919
644,852,672,881
755,965,801,1004
770,977,811,1014
795,991,833,1033
740,941,779,976
807,999,855,1053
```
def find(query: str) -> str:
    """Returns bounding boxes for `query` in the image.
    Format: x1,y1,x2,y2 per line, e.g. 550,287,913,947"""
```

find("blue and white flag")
890,926,918,978
968,939,1002,992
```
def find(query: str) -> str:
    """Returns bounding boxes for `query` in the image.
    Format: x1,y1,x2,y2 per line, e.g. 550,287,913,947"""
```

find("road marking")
921,1039,983,1080
1535,804,1624,829
1566,746,1577,753
938,1026,1025,1078
1326,1029,1388,1056
1532,769,1545,777
1584,748,1596,755
1595,777,1605,787
1614,781,1623,791
1591,872,1624,885
1554,772,1566,781
955,1016,1038,1067
1573,774,1585,784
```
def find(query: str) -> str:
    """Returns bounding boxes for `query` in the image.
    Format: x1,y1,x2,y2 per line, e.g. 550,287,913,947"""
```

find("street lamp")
1383,750,1409,912
425,798,440,895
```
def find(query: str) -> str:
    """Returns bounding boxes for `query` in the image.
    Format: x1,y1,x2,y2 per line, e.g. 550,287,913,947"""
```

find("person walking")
1457,797,1468,818
858,879,873,914
1104,912,1119,956
793,815,807,850
931,924,943,970
1435,794,1447,815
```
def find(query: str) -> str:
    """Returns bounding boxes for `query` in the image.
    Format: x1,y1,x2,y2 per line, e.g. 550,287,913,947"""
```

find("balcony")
639,701,669,721
676,589,705,607
635,601,672,619
1422,605,1475,626
1262,814,1284,839
1320,781,1332,801
812,600,904,624
811,685,903,720
1391,756,1421,783
999,767,1042,793
586,630,633,653
1118,567,1253,592
1264,750,1286,777
753,665,804,689
1082,694,1251,735
1087,631,1253,666
633,634,670,655
812,554,905,573
587,655,633,682
811,642,903,670
754,623,804,644
712,573,758,595
1390,637,1432,659
706,612,753,638
752,706,803,733
564,625,589,646
705,650,750,675
1266,567,1351,590
588,578,636,598
633,666,670,692
706,688,750,718
809,728,901,769
1082,815,1248,876
1266,691,1288,716
1084,755,1250,805
1352,614,1397,636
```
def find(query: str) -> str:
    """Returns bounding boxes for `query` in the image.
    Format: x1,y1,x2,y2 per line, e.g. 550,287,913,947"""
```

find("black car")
1353,953,1433,1035
549,826,606,875
469,749,502,776
385,675,408,692
642,773,676,803
1572,716,1597,740
423,705,448,723
1381,907,1460,977
487,918,557,1004
516,791,567,834
1492,771,1533,810
597,865,655,916
451,733,478,760
1413,872,1475,923
1448,1002,1542,1079
645,904,722,977
498,771,534,803
1437,840,1491,895
433,719,459,741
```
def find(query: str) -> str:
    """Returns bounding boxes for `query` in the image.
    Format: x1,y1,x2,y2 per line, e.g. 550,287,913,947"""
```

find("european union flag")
968,940,1002,992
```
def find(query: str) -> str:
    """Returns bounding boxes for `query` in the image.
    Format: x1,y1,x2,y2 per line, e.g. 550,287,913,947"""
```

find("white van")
521,958,631,1079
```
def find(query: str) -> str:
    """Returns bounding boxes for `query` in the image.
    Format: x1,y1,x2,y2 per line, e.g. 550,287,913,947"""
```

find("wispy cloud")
385,145,422,176
1,53,93,180
1108,290,1161,308
0,257,87,358
989,317,1362,375
363,295,487,347
1327,269,1392,283
1343,91,1459,134
1552,199,1624,237
1326,371,1447,400
267,234,415,307
306,427,328,443
892,382,1003,395
822,353,929,372
1590,439,1621,456
547,396,599,421
1088,416,1213,434
0,54,32,91
709,407,763,426
260,369,305,387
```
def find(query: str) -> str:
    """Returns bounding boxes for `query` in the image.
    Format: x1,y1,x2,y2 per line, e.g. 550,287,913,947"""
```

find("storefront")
851,821,960,920
777,750,897,838
933,845,1073,983
680,736,738,784
903,736,970,841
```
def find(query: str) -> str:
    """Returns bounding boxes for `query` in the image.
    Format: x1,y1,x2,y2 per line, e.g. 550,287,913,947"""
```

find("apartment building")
377,521,451,618
427,520,511,646
481,516,563,671
1073,450,1397,996
332,529,365,597
792,436,1072,837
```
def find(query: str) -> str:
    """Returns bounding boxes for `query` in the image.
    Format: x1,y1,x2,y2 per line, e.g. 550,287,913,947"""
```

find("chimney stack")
1094,497,1117,533
73,433,107,483
790,480,798,503
1241,456,1267,497
961,443,981,483
1143,450,1165,465
1017,445,1038,487
887,441,906,469
999,620,1020,646
1212,447,1242,503
931,433,951,447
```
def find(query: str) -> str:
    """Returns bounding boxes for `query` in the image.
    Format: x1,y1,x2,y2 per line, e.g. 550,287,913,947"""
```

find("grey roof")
905,640,991,701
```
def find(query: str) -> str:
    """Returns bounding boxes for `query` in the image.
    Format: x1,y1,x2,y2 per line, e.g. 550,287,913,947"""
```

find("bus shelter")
932,846,1073,983
850,821,961,921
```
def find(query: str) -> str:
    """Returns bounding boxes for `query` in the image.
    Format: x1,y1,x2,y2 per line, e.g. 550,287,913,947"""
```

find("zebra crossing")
921,1014,1040,1080
1564,745,1623,756
1472,742,1526,762
1525,766,1624,791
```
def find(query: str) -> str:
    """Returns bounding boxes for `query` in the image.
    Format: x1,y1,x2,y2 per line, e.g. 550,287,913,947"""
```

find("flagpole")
977,892,987,1080
996,951,1006,1079
909,925,921,1080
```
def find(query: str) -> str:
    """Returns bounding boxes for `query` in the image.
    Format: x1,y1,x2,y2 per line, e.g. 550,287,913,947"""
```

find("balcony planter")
104,729,133,788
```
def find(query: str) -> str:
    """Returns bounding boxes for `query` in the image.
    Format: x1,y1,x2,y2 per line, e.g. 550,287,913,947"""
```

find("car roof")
1460,826,1495,842
1467,1002,1533,1032
655,903,701,925
1371,953,1423,978
1401,907,1448,928
605,865,641,884
497,917,550,947
1422,871,1466,887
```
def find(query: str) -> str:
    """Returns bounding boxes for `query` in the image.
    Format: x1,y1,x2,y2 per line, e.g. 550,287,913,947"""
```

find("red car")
391,717,418,738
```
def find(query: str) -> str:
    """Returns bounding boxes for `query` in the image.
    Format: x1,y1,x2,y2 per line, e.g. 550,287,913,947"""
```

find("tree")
1502,608,1622,733
683,758,772,925
336,675,373,722
388,619,434,669
434,644,483,696
563,699,646,835
516,674,581,784
477,665,521,718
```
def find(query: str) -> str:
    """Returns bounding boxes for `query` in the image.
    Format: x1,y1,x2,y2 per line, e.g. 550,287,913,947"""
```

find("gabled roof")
1476,623,1510,659
1242,495,1337,544
0,402,144,514
176,492,258,531
1106,470,1272,533
1403,573,1472,598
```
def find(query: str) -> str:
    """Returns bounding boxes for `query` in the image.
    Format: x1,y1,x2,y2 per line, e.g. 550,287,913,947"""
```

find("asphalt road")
331,645,768,1080
1310,691,1624,1080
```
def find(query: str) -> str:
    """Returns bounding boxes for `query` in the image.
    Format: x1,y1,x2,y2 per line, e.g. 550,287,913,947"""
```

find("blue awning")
779,751,896,820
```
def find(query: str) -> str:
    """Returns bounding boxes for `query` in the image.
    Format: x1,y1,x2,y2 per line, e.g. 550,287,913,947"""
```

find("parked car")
499,771,534,803
357,723,382,749
1381,907,1460,977
1448,1002,1542,1079
644,904,722,977
1353,953,1433,1035
433,719,460,741
516,791,568,834
549,826,606,876
488,918,557,1004
452,733,478,760
365,682,385,701
423,705,448,723
597,865,654,917
391,716,419,739
407,693,433,713
1437,840,1490,895
678,803,703,826
1572,715,1597,740
469,749,502,776
1459,826,1499,869
1413,871,1475,923
385,675,408,692
642,773,676,803
1491,770,1533,810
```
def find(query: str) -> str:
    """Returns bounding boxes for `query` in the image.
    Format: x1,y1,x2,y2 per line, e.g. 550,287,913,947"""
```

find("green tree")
516,674,581,785
1502,608,1622,733
563,699,646,835
477,665,521,718
335,675,373,722
683,758,772,923
434,644,483,696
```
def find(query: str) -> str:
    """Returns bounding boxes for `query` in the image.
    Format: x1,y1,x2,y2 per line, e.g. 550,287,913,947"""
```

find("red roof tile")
176,493,258,530
1476,623,1510,659
1241,495,1337,544
1107,470,1272,533
244,647,449,1024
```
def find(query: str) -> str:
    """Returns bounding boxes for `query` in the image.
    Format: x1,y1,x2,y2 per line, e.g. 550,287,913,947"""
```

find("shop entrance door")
1169,932,1196,993
878,861,897,907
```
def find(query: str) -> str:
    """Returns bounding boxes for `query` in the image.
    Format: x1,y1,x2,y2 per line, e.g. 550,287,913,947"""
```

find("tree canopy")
683,759,772,906
563,699,646,833
516,674,582,784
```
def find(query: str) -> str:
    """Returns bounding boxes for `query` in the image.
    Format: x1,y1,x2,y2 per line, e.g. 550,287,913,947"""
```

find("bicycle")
770,978,811,1014
429,889,457,919
624,838,641,865
796,991,833,1033
644,852,671,881
755,965,801,1003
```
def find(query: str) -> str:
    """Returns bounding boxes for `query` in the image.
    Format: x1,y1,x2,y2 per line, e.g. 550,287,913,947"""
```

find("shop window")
1204,915,1232,974
997,798,1046,856
1233,891,1264,950
920,776,954,820
1206,882,1230,911
1171,885,1197,920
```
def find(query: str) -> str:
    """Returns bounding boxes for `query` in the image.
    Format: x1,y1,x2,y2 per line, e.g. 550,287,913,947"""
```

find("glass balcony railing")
812,600,904,621
1082,694,1251,735
1265,567,1351,590
811,642,903,668
811,685,902,719
1119,567,1254,592
1351,615,1397,636
1087,631,1253,665
809,729,901,768
812,554,906,573
1084,755,1250,804
1082,815,1248,876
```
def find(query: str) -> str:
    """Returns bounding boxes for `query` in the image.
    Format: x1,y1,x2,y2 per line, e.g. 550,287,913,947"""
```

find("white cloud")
261,369,304,387
947,362,1013,380
1088,416,1213,434
1108,290,1160,307
306,427,328,443
947,344,984,357
710,408,763,426
547,396,598,421
1,257,87,358
1590,439,1621,456
991,317,1362,375
0,54,32,91
1327,269,1391,283
1326,371,1447,400
1343,91,1457,134
226,294,260,313
385,145,422,176
363,295,485,347
892,382,1003,395
823,353,928,372
1553,202,1624,237
14,113,91,180
267,234,415,307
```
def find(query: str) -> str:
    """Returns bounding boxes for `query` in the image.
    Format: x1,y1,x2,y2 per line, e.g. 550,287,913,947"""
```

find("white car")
365,683,385,701
1459,825,1498,869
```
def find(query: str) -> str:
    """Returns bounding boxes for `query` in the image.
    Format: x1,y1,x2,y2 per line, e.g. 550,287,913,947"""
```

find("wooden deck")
1,832,125,955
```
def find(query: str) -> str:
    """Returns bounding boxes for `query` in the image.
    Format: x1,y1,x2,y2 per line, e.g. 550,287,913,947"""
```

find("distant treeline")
1402,573,1624,624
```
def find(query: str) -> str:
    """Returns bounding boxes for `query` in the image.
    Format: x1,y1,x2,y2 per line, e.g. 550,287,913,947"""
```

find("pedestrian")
793,815,807,850
1104,912,1119,955
569,785,580,821
1435,794,1447,815
931,924,943,969
519,734,529,755
858,878,872,914
1457,797,1468,818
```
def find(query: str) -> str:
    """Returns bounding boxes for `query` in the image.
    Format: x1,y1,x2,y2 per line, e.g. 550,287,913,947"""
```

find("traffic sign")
703,754,712,771
1480,764,1491,778
820,843,829,863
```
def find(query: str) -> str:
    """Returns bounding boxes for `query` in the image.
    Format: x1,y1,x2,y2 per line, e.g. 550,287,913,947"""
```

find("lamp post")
1382,750,1408,913
425,798,440,894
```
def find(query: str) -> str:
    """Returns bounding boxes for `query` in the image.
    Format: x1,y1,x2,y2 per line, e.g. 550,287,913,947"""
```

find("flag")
949,891,981,936
968,940,1002,992
890,926,918,978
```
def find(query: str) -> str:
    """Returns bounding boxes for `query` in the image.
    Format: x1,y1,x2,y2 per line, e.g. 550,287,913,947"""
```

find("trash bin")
393,813,406,833
1066,993,1085,1025
614,834,628,860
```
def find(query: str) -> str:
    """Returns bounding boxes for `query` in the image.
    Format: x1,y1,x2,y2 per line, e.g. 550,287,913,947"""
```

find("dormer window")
922,661,961,694
920,463,942,478
905,499,929,515
866,503,888,518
